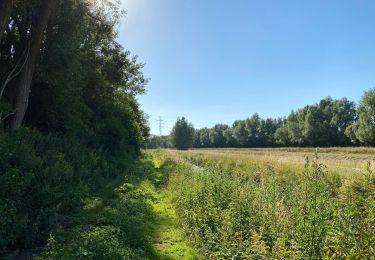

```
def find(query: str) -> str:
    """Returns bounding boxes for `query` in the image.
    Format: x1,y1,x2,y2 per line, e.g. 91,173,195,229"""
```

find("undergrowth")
36,150,198,259
157,150,375,259
35,157,158,259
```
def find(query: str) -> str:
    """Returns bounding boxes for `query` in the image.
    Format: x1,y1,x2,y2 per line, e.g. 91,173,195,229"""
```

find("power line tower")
157,116,164,136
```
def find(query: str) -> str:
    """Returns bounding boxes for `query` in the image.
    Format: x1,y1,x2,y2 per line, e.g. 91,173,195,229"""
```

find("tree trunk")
0,0,13,42
10,0,56,129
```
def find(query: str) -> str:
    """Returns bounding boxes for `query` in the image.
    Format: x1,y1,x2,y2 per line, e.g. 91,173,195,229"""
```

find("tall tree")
171,117,195,150
330,98,356,145
10,0,57,129
275,97,356,147
345,88,375,145
244,113,262,147
232,120,248,147
209,124,229,147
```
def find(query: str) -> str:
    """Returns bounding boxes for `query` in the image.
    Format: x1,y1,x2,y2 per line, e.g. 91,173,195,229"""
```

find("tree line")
0,0,148,147
148,89,375,149
0,0,149,256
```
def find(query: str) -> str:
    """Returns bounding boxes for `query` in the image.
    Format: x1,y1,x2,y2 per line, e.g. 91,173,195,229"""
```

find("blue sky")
118,0,375,135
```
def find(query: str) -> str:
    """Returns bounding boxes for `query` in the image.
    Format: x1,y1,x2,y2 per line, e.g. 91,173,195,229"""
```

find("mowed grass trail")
139,156,198,260
36,155,198,259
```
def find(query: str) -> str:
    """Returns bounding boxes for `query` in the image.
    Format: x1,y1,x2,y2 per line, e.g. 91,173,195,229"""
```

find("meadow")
189,147,375,175
9,147,375,259
153,148,375,259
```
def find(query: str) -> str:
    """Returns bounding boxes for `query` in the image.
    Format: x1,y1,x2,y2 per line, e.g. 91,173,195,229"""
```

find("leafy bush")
0,128,138,255
38,181,155,259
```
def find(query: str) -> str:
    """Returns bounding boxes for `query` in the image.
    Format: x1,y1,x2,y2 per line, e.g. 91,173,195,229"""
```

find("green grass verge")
36,154,198,259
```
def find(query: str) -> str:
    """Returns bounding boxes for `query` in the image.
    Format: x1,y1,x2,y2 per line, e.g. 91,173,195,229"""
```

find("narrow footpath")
138,159,198,260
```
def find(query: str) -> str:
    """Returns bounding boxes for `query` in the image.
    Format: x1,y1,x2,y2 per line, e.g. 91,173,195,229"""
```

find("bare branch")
0,43,30,99
1,111,14,121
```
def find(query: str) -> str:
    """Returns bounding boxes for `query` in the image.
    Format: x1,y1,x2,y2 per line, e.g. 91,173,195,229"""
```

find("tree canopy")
0,0,149,154
190,96,363,148
345,88,375,145
171,117,195,150
0,0,150,255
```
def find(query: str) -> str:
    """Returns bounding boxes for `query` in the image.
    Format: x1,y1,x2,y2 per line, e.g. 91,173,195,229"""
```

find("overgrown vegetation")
0,0,149,256
36,157,157,259
154,150,375,259
2,1,375,259
36,152,198,259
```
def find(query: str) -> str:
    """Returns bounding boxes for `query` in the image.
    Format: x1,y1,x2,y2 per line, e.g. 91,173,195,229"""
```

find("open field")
186,147,375,175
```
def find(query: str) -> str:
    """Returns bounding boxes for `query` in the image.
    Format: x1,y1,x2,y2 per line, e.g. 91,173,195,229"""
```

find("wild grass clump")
158,150,375,259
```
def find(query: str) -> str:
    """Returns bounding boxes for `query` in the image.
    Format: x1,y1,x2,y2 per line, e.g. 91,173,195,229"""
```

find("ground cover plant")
155,149,375,259
35,151,198,259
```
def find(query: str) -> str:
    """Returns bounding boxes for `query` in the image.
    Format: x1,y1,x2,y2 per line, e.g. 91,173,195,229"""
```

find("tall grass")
193,147,375,154
156,150,375,259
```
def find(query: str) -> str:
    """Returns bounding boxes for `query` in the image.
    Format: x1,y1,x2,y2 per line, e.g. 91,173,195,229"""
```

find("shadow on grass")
36,155,197,259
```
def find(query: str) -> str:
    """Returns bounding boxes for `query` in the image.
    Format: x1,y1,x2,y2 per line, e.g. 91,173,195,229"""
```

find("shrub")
0,128,135,255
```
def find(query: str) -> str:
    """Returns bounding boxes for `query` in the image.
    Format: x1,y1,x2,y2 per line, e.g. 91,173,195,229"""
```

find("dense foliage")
191,95,365,148
0,0,149,256
157,150,375,259
194,114,283,148
37,157,160,259
345,88,375,145
276,97,356,146
170,117,194,150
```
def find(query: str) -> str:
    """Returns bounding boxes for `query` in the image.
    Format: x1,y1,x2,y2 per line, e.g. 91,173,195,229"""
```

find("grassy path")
139,161,198,260
36,154,198,259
